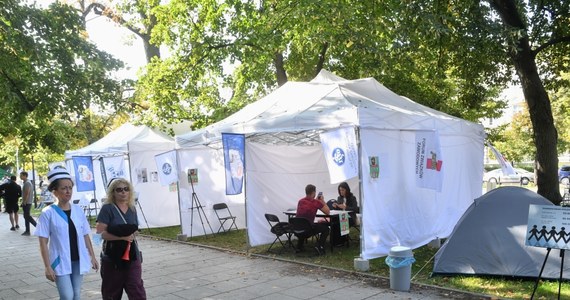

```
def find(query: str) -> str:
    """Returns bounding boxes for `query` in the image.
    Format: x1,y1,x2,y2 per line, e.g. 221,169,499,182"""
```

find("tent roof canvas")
433,186,570,280
65,123,173,158
176,70,484,148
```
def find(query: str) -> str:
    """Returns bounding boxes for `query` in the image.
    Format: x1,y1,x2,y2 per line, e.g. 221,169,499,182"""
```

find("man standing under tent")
19,171,37,236
0,176,21,230
296,184,330,255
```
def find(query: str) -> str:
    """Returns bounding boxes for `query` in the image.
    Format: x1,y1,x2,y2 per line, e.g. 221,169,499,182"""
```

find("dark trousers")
297,222,330,249
22,204,36,232
313,222,330,248
100,259,146,300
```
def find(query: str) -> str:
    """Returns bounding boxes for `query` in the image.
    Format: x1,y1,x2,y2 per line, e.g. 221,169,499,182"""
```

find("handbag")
111,204,143,264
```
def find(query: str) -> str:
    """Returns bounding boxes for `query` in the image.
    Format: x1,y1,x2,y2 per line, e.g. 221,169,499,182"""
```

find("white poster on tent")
154,150,178,186
319,126,358,184
414,131,443,192
101,156,126,184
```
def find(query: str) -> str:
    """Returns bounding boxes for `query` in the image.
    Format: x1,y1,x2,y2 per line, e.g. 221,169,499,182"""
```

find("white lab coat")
34,204,93,276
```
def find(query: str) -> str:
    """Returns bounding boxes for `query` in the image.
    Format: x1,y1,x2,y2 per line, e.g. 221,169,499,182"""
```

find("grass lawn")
139,225,569,300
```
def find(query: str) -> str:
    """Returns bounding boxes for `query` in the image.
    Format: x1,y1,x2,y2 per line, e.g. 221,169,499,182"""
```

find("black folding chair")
213,203,238,233
85,198,99,220
264,213,293,253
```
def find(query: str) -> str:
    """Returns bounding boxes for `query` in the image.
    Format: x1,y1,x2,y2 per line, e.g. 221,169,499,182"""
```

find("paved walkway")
0,212,493,300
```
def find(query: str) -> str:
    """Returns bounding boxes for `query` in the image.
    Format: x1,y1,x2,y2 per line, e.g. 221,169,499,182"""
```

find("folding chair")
213,203,238,233
264,213,293,253
85,198,99,219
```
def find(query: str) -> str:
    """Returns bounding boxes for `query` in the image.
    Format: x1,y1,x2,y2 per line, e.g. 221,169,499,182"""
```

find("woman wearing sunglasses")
96,178,146,299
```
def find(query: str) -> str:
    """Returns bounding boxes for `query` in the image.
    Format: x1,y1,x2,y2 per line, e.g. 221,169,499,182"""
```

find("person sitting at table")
329,182,359,246
296,184,330,255
332,182,359,226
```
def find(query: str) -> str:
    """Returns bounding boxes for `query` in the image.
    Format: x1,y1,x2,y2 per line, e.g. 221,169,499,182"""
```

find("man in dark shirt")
296,184,330,255
0,176,21,230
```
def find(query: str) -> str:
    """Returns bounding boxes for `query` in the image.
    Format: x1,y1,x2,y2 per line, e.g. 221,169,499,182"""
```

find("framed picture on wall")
136,168,148,183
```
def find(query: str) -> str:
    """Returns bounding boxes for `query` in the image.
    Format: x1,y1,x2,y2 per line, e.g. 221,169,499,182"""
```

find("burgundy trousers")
100,258,146,300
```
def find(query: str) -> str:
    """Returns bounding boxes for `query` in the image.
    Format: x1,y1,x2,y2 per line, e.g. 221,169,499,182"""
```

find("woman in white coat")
35,168,99,300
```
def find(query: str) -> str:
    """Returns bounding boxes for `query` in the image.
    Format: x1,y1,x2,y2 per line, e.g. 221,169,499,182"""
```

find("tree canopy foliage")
552,73,570,154
134,0,508,129
0,0,127,167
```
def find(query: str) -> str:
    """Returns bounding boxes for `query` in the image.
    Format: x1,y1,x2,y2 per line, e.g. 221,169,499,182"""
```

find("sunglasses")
114,186,130,193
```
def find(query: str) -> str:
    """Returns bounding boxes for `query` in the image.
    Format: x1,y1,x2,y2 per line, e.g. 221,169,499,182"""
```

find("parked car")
560,165,570,185
483,168,535,185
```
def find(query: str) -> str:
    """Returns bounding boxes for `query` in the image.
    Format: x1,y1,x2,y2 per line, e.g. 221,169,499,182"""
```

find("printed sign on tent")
339,211,350,236
488,144,516,175
101,156,126,186
319,127,358,184
154,150,178,186
222,133,245,195
72,156,95,192
414,131,443,192
369,156,379,179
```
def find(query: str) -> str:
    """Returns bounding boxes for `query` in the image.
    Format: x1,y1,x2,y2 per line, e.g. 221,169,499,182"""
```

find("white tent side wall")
128,140,180,228
177,147,246,237
360,129,484,258
245,142,360,247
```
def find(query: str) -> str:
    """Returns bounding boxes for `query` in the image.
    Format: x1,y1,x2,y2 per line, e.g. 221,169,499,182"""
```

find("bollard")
354,257,369,271
385,246,415,292
486,181,497,192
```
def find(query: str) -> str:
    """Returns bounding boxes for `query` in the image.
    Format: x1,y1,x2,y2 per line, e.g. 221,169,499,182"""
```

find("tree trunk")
141,33,160,63
315,42,329,77
491,0,562,204
141,12,160,63
83,2,160,63
516,56,561,204
273,52,287,86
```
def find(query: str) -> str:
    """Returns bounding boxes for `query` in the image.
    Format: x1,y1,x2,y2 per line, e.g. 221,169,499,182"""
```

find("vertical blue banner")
222,133,245,195
72,156,95,192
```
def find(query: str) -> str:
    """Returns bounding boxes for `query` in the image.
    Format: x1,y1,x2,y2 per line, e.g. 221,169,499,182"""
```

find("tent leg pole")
136,199,151,234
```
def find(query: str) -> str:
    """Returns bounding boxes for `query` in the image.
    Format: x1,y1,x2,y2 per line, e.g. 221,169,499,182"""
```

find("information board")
526,204,570,250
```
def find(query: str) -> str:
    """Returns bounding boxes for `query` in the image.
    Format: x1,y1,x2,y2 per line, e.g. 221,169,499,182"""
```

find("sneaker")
15,225,19,229
10,227,15,231
21,231,30,236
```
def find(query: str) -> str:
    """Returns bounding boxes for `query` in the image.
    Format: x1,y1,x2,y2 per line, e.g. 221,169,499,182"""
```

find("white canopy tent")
64,123,179,228
176,70,485,258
